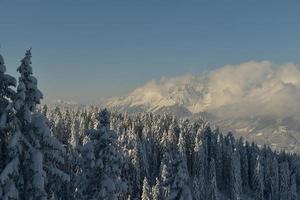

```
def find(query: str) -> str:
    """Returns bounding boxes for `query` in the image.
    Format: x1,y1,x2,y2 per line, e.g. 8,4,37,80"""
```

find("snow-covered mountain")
107,61,300,152
107,75,205,116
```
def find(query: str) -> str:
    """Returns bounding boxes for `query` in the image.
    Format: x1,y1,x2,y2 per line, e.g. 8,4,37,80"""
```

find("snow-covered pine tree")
30,112,70,199
253,156,264,200
191,135,206,199
269,158,279,200
78,108,127,200
215,132,224,190
70,116,80,148
0,51,18,200
0,52,16,170
160,159,173,199
279,162,290,200
207,159,219,200
192,130,207,177
248,142,259,191
191,177,201,200
126,124,145,199
1,49,69,200
166,131,192,200
238,137,249,192
230,149,242,200
290,173,298,200
41,104,48,116
222,133,234,193
141,177,151,200
152,177,162,200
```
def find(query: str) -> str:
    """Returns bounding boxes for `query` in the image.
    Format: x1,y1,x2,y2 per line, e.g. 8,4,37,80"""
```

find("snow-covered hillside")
107,61,300,152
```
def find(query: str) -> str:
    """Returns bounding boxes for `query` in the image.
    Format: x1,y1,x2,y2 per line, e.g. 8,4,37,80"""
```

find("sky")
1,0,300,103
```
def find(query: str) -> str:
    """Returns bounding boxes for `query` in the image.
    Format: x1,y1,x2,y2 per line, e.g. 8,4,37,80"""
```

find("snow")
107,62,300,117
8,130,21,149
2,180,19,200
46,166,70,182
0,112,7,129
31,150,45,190
0,157,19,184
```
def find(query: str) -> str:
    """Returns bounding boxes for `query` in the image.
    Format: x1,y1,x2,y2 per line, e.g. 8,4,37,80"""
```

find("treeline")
40,104,300,200
0,50,300,200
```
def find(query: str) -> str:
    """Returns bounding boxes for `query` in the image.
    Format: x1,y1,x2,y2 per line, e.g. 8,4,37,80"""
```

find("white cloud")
109,61,300,118
203,61,300,118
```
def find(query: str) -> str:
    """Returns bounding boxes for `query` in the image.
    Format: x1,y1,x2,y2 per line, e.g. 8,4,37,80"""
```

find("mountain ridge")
106,61,300,152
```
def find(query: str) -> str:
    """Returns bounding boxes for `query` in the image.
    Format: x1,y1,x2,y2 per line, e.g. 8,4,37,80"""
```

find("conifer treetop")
14,49,43,124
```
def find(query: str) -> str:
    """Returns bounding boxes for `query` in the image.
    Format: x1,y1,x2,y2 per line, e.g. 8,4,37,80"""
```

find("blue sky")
1,0,300,103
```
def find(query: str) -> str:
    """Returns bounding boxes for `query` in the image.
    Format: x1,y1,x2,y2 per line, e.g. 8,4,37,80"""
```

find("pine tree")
230,149,242,200
169,155,190,200
270,158,279,200
168,132,192,200
0,52,18,200
141,177,151,200
290,173,297,200
41,104,48,116
215,133,224,190
191,136,206,199
192,176,205,200
152,177,162,200
191,134,207,178
253,156,264,200
0,53,16,162
248,142,259,190
70,116,80,148
1,49,69,200
279,162,290,200
78,109,127,200
160,162,172,199
207,159,219,200
238,137,249,192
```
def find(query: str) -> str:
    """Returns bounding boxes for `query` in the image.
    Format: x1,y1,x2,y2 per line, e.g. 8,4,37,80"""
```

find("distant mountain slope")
107,61,300,152
107,75,208,115
204,115,300,153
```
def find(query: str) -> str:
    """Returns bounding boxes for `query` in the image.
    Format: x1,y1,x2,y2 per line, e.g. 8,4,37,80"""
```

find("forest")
1,50,300,200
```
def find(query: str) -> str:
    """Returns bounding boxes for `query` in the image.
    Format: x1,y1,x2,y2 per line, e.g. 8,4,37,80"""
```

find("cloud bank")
205,61,300,118
109,61,300,118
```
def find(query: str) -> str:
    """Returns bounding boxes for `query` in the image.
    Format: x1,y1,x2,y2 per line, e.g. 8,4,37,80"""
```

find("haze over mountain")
107,61,300,152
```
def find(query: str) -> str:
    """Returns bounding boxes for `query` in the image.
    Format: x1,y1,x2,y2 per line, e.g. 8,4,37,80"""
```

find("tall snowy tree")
78,109,127,200
191,143,206,200
253,156,264,200
141,177,151,200
207,159,219,200
238,137,249,192
230,149,242,200
191,132,207,178
1,49,69,200
215,133,224,190
290,173,298,200
279,162,290,200
0,52,17,200
152,177,162,200
160,161,172,199
269,158,279,200
0,52,16,170
166,131,192,200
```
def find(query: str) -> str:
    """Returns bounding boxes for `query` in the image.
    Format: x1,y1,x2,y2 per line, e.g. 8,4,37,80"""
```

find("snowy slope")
107,75,208,115
204,115,300,153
